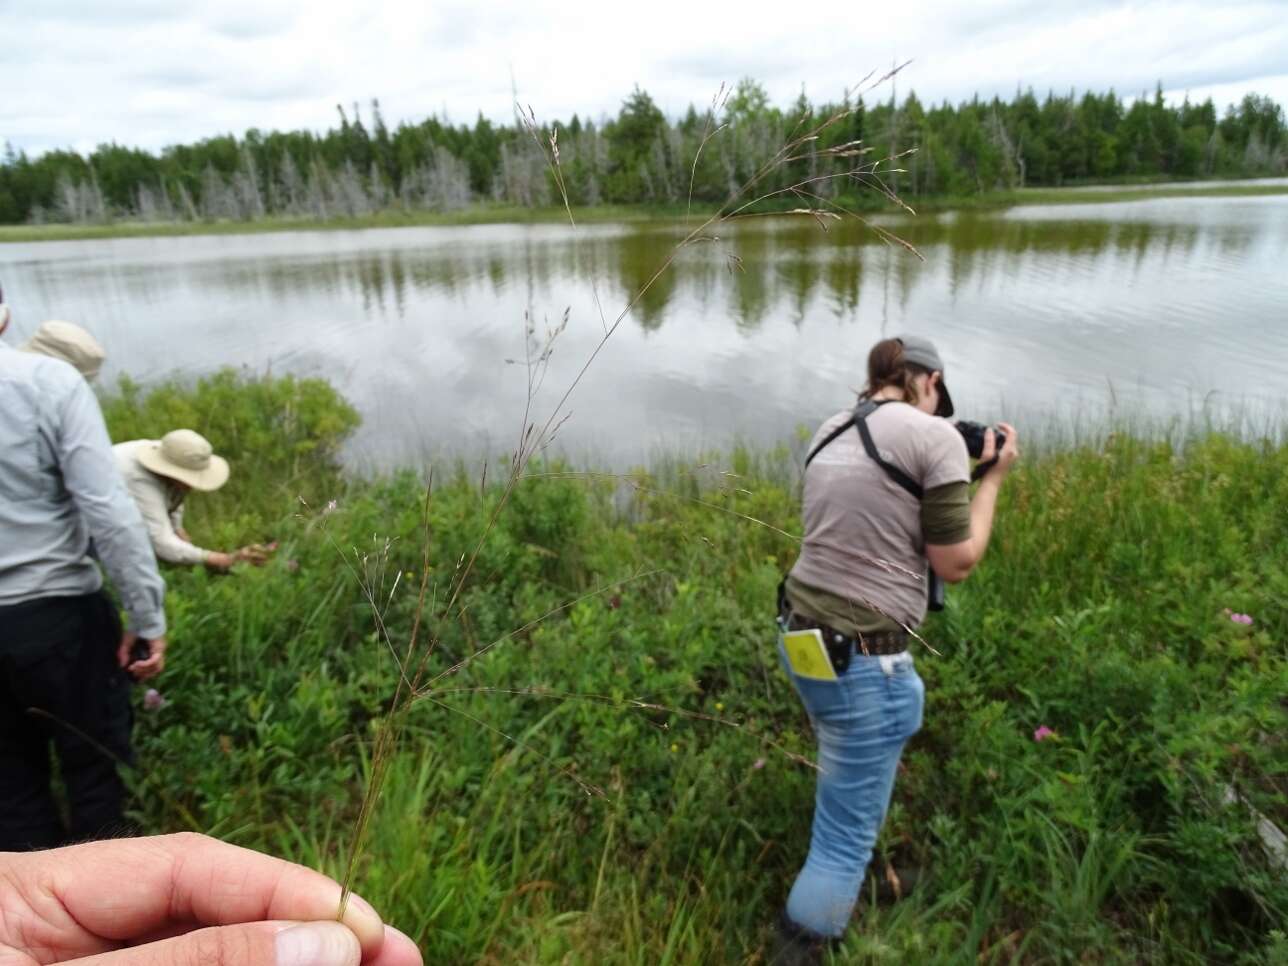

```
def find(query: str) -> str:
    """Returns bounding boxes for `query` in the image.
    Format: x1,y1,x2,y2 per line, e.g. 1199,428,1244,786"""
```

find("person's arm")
152,492,259,572
131,477,212,567
926,422,1019,583
56,380,168,638
205,549,239,570
170,501,190,542
164,486,263,572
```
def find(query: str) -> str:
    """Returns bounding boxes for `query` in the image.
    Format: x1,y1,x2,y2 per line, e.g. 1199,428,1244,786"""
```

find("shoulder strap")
803,399,923,500
853,412,923,499
804,416,856,468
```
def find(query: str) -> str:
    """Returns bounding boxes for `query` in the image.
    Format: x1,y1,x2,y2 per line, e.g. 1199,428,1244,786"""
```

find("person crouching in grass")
114,429,276,571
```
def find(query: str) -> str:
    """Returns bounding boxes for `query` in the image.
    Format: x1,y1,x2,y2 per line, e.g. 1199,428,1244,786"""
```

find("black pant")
0,590,135,851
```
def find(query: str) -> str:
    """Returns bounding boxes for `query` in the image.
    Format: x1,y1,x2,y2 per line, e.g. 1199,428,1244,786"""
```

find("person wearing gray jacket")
0,296,168,851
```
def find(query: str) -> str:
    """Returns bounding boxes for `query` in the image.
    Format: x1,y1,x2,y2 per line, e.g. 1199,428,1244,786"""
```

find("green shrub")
101,367,359,544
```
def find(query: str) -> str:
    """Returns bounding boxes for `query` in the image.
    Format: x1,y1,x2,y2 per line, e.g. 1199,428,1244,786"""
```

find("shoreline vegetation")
3,178,1286,244
104,370,1287,962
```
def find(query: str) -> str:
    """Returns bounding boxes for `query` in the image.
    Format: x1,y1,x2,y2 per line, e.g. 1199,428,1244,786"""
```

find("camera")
955,420,1007,460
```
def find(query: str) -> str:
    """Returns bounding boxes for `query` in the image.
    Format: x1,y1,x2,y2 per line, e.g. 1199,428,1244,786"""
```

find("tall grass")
103,369,1288,962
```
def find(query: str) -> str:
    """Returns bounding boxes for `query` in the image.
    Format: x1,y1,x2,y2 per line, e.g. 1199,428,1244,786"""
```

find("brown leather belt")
782,611,909,658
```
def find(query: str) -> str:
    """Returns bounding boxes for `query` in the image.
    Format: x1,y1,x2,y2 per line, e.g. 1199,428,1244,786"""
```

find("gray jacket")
0,343,167,636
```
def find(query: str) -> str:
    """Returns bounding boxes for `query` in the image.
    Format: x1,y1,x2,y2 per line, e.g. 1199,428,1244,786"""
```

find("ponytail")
862,337,928,405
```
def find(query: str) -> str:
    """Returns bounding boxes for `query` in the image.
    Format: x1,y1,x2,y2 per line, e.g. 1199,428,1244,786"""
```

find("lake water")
3,189,1287,468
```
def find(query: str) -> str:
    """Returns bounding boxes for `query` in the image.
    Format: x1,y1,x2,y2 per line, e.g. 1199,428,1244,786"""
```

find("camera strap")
971,457,999,482
804,399,924,500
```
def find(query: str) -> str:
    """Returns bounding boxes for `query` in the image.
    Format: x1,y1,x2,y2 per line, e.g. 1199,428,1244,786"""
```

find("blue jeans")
779,640,925,938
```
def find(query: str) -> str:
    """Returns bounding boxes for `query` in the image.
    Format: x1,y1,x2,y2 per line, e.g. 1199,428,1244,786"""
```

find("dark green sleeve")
921,481,971,545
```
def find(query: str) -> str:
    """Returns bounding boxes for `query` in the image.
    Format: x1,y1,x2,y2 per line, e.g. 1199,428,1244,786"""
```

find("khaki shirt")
788,402,970,630
113,440,212,566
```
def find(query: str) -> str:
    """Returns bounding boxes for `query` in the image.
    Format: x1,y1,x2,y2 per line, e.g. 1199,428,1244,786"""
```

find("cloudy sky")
4,0,1287,157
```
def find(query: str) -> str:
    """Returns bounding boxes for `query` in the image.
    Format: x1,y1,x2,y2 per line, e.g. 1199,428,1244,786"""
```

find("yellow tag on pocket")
782,628,838,681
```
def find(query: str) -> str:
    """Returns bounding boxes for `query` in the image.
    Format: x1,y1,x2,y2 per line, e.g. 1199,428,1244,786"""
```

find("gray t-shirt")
789,401,970,630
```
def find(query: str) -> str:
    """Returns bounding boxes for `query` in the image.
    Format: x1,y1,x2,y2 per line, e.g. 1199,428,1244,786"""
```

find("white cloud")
2,0,1286,156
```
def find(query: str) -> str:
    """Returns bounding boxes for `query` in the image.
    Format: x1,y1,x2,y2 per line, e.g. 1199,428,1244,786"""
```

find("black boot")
768,911,832,966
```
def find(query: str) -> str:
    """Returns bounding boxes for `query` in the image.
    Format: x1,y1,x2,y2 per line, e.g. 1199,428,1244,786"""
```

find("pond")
4,189,1286,467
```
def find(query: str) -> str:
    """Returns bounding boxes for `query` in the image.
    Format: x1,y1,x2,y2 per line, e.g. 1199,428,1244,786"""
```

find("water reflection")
616,229,675,331
27,214,1255,335
2,193,1285,468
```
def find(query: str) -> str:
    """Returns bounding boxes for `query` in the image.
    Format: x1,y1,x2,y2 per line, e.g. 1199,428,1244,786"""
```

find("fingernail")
275,921,361,966
346,892,377,920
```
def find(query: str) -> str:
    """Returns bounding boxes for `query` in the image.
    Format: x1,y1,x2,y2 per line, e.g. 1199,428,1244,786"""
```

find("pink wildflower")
1229,612,1254,625
753,758,766,770
143,689,166,711
1033,725,1056,742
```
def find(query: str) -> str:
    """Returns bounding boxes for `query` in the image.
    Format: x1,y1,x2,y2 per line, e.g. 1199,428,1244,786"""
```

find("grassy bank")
5,180,1287,244
102,372,1287,963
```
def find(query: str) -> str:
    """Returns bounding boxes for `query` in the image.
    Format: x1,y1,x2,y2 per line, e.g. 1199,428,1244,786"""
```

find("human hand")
205,551,236,571
117,633,167,681
984,421,1020,478
236,542,278,567
0,832,423,966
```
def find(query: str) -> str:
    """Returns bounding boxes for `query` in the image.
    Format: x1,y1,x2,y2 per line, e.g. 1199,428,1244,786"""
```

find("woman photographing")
773,335,1019,960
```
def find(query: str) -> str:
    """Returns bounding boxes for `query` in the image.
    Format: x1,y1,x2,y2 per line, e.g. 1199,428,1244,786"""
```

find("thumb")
70,921,361,966
117,632,137,669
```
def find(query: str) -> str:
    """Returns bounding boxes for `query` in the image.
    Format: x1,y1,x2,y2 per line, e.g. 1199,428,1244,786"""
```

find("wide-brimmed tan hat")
21,320,106,380
137,429,230,492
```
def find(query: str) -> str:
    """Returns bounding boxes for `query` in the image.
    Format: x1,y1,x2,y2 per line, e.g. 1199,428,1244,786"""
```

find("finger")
981,428,996,460
37,834,386,957
64,921,360,966
129,656,163,680
365,926,423,966
117,633,136,670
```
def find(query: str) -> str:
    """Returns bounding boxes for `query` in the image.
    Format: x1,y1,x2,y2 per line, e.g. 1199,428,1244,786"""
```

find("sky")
4,0,1287,157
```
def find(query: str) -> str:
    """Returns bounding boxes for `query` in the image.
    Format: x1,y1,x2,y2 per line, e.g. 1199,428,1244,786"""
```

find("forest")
1,80,1284,225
